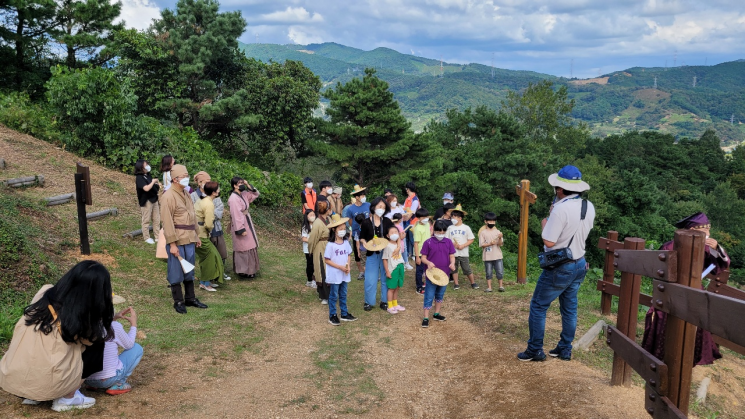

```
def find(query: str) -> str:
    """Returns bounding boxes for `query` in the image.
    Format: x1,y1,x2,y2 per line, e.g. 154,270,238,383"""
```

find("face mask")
306,182,313,189
145,165,151,172
308,216,316,223
375,208,385,217
486,223,496,229
337,229,347,238
435,234,445,240
360,196,367,203
443,200,451,205
179,177,190,187
453,218,461,225
326,187,333,194
391,201,398,208
239,184,247,192
390,234,400,241
421,218,429,225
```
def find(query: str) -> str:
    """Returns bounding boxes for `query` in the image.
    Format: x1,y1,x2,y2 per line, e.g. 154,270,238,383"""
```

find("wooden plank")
712,335,745,357
706,269,729,286
612,237,645,386
706,281,745,301
77,163,92,206
653,282,745,348
596,281,653,308
606,326,668,395
645,385,687,419
614,249,677,282
597,236,624,252
600,231,619,315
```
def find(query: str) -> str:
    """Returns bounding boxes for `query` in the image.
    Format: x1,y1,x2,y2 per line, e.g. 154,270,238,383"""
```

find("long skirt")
196,238,225,284
233,248,260,276
210,234,228,260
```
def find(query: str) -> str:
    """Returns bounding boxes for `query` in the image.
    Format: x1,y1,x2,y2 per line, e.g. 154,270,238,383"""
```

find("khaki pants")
140,200,160,240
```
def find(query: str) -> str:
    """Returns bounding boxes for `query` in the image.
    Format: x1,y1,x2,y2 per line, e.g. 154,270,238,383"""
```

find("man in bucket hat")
518,165,595,362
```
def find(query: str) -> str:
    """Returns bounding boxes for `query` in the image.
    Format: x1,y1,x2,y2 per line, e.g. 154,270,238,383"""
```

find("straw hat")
112,293,126,304
326,213,350,229
447,204,468,216
426,267,449,286
350,184,367,196
365,237,388,252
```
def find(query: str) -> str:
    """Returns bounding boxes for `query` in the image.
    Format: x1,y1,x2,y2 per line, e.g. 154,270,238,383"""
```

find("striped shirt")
86,322,137,380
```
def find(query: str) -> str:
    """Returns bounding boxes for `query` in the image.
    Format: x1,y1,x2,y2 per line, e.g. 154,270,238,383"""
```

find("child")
446,205,478,290
420,220,456,328
382,226,406,314
324,215,358,326
479,212,505,292
84,306,143,395
412,208,432,295
391,212,411,269
302,209,317,289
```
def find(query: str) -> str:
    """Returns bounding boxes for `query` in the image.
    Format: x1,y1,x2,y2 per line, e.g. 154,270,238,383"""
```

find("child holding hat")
383,225,406,314
324,214,358,325
479,212,505,292
447,204,478,290
420,220,456,328
412,208,432,295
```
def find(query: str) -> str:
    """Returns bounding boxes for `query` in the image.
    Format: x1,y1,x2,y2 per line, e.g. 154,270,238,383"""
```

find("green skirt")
196,237,225,283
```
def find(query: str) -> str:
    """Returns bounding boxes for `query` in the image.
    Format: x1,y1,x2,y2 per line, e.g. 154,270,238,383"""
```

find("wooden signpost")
515,179,537,284
75,163,92,255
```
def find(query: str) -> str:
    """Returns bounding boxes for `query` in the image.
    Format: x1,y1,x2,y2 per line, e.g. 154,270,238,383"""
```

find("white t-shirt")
386,206,405,220
302,229,310,254
446,223,475,257
382,242,404,270
542,195,596,260
324,240,353,284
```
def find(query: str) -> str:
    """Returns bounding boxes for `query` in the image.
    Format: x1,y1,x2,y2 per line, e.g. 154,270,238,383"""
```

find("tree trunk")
15,8,26,87
66,44,76,68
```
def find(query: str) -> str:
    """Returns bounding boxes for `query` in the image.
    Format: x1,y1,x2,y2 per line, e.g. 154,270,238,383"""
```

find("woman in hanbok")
228,177,260,278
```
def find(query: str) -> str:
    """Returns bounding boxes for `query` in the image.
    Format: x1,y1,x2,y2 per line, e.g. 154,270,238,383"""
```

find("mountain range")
240,42,745,146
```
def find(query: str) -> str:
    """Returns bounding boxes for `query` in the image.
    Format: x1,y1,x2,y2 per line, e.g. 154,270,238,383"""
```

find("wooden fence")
596,229,745,417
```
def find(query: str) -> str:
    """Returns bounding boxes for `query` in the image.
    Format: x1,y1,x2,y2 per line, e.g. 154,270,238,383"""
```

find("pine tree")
54,0,123,68
0,0,57,86
313,68,413,186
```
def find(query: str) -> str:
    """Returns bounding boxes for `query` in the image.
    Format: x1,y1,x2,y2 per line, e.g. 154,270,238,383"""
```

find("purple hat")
674,212,710,229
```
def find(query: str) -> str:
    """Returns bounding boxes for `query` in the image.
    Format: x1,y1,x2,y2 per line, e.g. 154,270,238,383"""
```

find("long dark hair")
24,261,114,344
302,209,315,234
134,159,148,175
160,155,174,172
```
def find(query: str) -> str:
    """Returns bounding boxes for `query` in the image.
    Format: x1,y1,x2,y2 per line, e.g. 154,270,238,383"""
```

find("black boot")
171,283,187,313
184,281,208,308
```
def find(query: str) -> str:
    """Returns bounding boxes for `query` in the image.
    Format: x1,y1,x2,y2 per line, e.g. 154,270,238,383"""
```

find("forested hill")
240,42,745,145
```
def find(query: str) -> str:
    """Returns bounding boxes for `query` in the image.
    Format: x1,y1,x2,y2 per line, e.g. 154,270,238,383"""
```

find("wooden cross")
515,179,537,284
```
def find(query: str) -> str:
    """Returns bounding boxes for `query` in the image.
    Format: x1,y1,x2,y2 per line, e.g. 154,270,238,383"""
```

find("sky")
118,0,745,79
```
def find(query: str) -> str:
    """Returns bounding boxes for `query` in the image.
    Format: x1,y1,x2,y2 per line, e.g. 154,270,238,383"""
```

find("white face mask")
360,196,367,203
337,229,347,238
145,165,151,172
452,217,461,225
326,187,333,194
306,182,313,189
435,234,445,240
391,201,398,208
308,216,316,223
179,177,190,187
375,208,385,217
421,218,429,225
390,234,400,242
443,200,451,205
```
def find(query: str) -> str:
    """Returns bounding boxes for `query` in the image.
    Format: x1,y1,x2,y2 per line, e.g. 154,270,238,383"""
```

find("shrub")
0,92,60,143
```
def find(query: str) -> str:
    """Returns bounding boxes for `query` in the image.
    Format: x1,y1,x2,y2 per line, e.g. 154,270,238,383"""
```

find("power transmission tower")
571,58,574,78
440,57,444,77
491,53,495,78
733,114,736,125
692,76,697,87
673,50,677,67
654,76,657,89
255,33,259,43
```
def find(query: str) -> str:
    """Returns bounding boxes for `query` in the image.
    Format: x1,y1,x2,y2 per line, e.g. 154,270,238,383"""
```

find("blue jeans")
423,279,446,310
484,260,504,280
364,252,388,305
84,343,144,388
415,262,426,289
405,223,414,258
527,258,588,354
328,282,349,317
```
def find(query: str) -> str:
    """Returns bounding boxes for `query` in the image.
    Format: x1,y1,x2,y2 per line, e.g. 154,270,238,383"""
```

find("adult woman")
228,177,260,278
360,197,395,311
134,159,160,244
0,261,115,412
191,172,230,281
160,155,175,191
195,181,226,291
308,201,331,304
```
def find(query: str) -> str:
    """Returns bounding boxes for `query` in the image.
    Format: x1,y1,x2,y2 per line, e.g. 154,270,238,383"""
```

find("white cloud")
287,26,324,44
117,0,161,31
260,7,324,23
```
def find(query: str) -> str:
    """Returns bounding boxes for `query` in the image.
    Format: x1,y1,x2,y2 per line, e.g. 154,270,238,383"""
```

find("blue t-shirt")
345,202,370,234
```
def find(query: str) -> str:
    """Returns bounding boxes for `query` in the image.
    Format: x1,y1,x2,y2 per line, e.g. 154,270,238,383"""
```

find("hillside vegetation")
241,42,745,143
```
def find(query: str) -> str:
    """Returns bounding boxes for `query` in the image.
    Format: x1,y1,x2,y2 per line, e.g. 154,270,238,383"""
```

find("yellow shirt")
195,196,215,239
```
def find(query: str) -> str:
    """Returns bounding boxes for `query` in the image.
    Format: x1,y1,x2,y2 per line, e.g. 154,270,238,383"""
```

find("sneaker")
453,284,461,290
387,307,399,314
363,303,374,311
321,299,329,305
421,318,430,328
144,238,155,245
549,347,572,361
106,382,132,395
395,305,406,312
329,315,340,326
199,284,217,292
22,399,41,405
51,390,96,412
485,288,493,292
380,302,388,310
417,288,425,295
433,313,446,321
498,287,505,292
209,283,219,288
405,263,414,271
517,350,547,362
471,283,479,289
223,274,231,281
311,281,317,289
357,272,365,280
305,281,314,287
340,313,358,322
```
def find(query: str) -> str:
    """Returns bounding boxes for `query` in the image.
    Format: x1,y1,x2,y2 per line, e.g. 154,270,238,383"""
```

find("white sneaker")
51,390,95,412
210,283,219,288
310,281,317,289
144,238,155,245
405,263,414,270
305,281,313,287
22,399,41,405
321,299,328,305
223,274,231,281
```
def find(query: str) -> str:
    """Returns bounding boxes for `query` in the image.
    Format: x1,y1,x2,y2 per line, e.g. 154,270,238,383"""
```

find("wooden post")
75,173,90,255
664,229,705,414
601,231,619,315
0,158,5,169
515,179,537,284
610,237,645,386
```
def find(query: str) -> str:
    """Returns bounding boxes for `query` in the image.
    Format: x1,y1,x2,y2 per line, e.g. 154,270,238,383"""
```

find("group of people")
299,179,509,327
135,157,262,312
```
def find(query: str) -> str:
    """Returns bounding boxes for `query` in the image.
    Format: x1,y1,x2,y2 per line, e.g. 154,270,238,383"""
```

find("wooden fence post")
601,231,619,315
663,229,705,414
610,237,645,386
515,180,536,285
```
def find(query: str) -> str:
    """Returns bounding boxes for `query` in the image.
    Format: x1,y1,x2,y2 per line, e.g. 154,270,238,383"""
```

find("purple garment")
420,237,456,274
641,240,728,366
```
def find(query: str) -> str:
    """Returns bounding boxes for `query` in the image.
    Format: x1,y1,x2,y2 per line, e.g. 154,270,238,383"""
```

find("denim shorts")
484,259,504,280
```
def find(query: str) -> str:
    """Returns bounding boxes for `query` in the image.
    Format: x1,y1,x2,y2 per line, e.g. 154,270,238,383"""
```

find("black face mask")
486,224,496,229
239,184,247,192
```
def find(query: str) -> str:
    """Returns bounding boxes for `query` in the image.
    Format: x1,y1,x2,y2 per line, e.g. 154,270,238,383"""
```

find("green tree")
53,0,123,68
312,68,413,186
0,0,56,87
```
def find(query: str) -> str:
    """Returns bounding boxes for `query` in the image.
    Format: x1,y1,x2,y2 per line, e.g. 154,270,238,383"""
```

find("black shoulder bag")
537,199,587,270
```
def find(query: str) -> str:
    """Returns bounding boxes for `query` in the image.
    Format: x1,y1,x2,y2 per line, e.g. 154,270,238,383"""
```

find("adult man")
402,182,420,260
317,180,333,203
434,192,454,220
344,185,370,279
301,177,316,212
518,165,595,362
160,164,209,314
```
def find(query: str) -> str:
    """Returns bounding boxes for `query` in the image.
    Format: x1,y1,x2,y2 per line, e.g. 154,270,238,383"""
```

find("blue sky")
118,0,745,78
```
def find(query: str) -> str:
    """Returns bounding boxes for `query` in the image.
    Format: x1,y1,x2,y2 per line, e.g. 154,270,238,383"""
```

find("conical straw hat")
426,267,449,286
366,236,388,252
